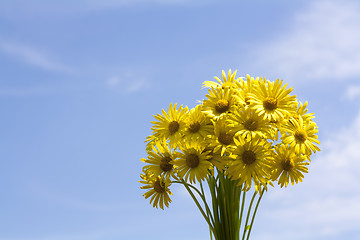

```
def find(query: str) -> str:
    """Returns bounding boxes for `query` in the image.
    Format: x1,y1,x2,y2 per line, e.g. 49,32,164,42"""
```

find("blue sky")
1,0,360,239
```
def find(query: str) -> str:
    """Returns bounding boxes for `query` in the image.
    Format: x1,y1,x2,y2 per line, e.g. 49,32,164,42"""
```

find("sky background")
1,0,360,239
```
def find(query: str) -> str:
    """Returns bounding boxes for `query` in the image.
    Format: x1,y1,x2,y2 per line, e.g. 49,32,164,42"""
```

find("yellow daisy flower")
281,116,320,156
142,139,177,179
227,107,275,140
140,172,172,210
236,74,259,107
248,78,296,121
175,142,212,184
202,87,241,120
203,146,229,172
289,101,314,123
151,103,189,146
202,69,241,89
227,137,273,192
270,144,309,187
207,118,236,156
183,104,214,142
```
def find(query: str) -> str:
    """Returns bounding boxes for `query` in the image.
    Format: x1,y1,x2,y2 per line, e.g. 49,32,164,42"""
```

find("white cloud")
0,40,72,73
344,85,360,100
256,109,360,239
106,75,149,93
126,80,148,93
106,77,122,87
255,0,360,81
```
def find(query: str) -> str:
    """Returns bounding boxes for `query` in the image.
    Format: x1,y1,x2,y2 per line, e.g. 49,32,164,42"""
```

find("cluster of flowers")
139,70,320,210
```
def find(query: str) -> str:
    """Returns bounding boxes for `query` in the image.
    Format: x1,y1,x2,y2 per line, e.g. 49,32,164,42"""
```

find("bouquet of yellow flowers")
139,70,320,240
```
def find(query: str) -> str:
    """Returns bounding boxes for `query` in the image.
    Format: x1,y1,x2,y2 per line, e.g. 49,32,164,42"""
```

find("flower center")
244,119,258,131
281,158,294,171
263,97,278,111
186,153,200,168
218,132,233,145
153,180,165,193
160,156,173,172
241,150,256,165
244,96,251,105
168,121,180,135
294,129,307,142
215,99,230,113
188,122,201,133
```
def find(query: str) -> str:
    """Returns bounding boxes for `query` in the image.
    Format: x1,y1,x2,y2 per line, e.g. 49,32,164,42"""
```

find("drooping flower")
142,138,177,179
140,171,173,210
270,144,309,187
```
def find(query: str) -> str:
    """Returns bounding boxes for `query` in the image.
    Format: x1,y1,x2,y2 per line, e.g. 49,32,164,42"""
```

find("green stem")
200,181,214,240
179,179,215,233
246,187,266,240
172,180,215,226
241,190,257,240
239,189,246,235
207,175,220,240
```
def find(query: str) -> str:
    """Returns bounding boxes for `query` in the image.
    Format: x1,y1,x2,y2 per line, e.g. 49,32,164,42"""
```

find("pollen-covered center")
215,99,230,113
153,180,166,193
294,129,307,142
186,153,200,168
281,158,294,171
263,97,278,111
160,156,173,172
168,121,180,135
244,96,251,105
188,122,201,133
218,132,233,145
244,119,258,131
241,150,256,165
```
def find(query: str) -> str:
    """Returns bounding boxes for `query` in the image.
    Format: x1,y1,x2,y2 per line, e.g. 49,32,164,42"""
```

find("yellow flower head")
227,107,275,140
280,116,320,156
227,136,273,192
207,118,237,156
288,100,315,123
270,144,309,187
248,78,297,122
142,138,177,179
140,172,173,210
151,103,189,147
183,104,214,142
236,74,259,107
202,69,241,89
202,87,241,120
175,142,212,184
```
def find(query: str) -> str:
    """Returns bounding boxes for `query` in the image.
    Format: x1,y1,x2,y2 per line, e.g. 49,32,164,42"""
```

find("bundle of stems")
174,169,265,240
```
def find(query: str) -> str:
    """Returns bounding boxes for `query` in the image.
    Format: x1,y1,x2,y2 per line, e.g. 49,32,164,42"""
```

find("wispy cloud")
0,40,72,73
256,109,360,239
255,0,360,81
106,75,149,93
344,85,360,101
